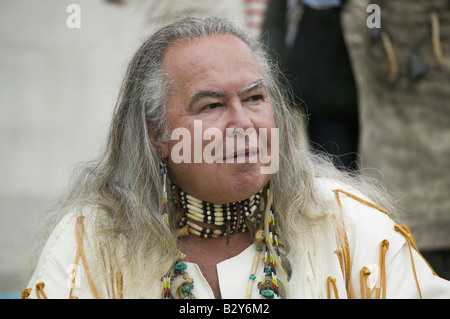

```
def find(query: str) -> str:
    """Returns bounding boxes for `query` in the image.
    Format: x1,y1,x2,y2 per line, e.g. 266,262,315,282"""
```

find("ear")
146,117,169,159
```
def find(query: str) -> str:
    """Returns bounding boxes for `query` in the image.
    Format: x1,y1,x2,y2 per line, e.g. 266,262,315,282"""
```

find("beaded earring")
159,159,169,227
159,159,196,299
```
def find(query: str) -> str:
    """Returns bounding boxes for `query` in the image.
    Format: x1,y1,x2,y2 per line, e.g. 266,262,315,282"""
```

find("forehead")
162,34,263,95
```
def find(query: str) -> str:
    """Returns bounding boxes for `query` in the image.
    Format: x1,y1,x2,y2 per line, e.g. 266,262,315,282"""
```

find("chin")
221,168,271,202
170,163,271,204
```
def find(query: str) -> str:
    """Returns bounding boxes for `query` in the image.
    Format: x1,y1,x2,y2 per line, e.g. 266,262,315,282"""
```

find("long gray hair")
29,17,397,298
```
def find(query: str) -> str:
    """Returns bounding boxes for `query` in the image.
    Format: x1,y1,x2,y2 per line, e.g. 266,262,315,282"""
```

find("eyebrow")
238,79,265,96
188,79,265,111
188,89,227,111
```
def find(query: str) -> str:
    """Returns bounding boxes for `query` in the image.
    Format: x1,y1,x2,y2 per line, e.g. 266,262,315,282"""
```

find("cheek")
266,108,277,129
255,110,277,152
254,108,276,132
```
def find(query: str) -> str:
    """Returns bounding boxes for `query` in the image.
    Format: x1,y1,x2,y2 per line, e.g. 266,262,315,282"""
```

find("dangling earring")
160,158,169,226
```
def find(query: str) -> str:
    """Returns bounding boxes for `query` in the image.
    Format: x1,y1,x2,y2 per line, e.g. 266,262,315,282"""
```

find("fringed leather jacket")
21,179,450,299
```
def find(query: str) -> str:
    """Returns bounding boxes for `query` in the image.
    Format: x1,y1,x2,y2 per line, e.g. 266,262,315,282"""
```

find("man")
22,17,450,299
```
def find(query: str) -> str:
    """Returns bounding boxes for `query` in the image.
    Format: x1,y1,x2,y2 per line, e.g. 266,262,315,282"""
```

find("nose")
225,100,254,135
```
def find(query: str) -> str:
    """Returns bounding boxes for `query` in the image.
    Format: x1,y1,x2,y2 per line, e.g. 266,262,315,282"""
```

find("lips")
224,148,259,162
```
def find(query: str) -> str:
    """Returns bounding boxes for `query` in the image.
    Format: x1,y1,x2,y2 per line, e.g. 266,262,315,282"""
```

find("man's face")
160,34,276,204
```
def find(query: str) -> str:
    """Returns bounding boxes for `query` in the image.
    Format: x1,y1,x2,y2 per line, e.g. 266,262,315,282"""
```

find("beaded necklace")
161,178,285,299
171,184,263,242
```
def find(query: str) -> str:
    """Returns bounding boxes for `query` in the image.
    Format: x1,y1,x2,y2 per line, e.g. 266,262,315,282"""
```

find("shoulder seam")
333,189,392,218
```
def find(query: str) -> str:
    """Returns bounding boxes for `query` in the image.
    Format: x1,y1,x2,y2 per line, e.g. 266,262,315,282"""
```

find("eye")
203,102,223,110
243,94,265,105
246,95,264,102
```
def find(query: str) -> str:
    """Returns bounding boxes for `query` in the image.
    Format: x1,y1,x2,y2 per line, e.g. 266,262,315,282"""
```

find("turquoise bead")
261,289,275,298
181,283,194,293
174,262,187,273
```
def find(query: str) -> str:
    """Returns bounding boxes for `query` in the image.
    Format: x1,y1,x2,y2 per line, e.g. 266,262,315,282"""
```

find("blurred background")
0,0,448,298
